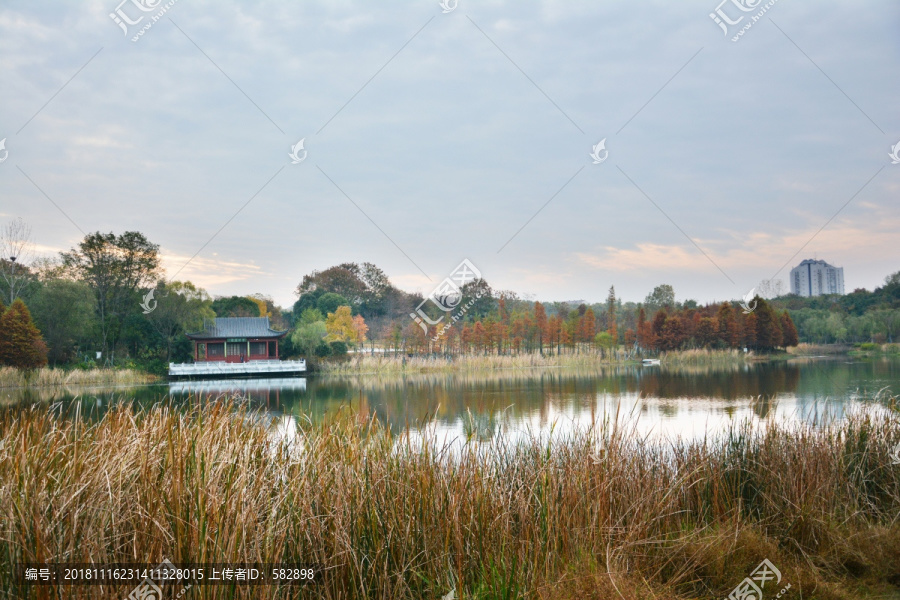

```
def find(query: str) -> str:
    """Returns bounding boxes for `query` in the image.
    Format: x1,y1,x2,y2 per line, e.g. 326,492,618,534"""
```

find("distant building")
790,259,844,297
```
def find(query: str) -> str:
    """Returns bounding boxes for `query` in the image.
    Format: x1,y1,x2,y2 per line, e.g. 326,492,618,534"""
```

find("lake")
3,355,898,446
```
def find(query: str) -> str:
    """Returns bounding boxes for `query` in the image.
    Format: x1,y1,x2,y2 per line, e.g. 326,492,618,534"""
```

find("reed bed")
325,349,758,375
787,344,852,356
658,347,750,365
0,367,157,389
1,401,900,599
323,353,629,375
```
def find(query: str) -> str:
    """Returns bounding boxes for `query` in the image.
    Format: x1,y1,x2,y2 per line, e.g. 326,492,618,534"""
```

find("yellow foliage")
325,306,356,344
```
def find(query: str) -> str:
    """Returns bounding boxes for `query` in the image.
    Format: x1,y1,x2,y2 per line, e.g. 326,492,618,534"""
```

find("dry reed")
0,367,157,389
1,400,899,599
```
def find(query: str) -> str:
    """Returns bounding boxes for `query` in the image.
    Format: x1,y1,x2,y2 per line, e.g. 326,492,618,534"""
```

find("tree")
61,231,161,361
606,286,617,343
460,278,495,320
325,306,356,344
211,296,260,317
352,314,369,347
0,218,36,305
146,281,215,361
695,317,717,347
595,331,614,357
659,316,684,351
780,311,799,347
743,312,757,349
291,321,328,357
754,298,783,351
27,278,97,364
580,308,596,348
716,302,740,348
317,293,350,316
0,299,48,369
533,302,548,354
644,284,675,314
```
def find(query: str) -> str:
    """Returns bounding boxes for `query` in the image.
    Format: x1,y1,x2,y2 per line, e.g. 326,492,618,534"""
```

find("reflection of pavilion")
168,377,306,408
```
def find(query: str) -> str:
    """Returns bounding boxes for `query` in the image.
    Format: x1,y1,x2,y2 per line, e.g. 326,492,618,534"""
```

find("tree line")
0,220,896,371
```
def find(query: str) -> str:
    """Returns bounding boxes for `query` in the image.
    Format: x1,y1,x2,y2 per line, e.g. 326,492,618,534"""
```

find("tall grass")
1,401,899,599
324,349,757,375
0,366,157,389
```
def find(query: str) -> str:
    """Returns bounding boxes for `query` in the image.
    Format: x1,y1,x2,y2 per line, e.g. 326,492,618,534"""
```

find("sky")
1,0,898,308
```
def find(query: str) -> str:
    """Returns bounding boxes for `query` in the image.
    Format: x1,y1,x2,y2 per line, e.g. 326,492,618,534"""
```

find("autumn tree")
580,308,596,350
716,302,740,348
780,311,799,347
659,315,684,351
352,314,369,347
325,306,357,345
743,312,758,349
695,317,717,347
754,297,783,352
0,299,48,369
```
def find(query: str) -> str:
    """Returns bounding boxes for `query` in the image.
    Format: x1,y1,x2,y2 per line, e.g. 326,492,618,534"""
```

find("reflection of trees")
637,362,800,402
7,359,896,435
298,362,807,434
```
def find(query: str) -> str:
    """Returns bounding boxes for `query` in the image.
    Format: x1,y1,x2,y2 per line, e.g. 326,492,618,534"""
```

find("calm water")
4,356,899,444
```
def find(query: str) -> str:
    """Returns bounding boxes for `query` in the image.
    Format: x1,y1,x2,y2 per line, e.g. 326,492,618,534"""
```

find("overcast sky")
1,0,898,308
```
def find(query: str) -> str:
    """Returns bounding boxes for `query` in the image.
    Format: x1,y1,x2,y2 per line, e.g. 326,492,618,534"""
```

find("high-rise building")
790,259,844,297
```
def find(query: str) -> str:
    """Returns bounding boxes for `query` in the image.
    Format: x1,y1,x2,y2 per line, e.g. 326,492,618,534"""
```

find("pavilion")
186,317,288,363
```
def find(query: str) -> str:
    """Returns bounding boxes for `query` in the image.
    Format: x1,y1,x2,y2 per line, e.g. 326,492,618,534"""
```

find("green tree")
61,231,161,362
291,321,328,357
317,293,350,316
644,284,675,314
460,278,495,320
606,286,617,343
146,281,215,362
0,299,48,369
211,296,260,317
27,278,97,364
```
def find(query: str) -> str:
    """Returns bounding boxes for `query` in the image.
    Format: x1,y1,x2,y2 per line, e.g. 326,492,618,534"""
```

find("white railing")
168,359,306,377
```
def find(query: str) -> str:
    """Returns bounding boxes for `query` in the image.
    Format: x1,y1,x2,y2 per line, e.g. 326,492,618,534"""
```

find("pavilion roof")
186,317,287,339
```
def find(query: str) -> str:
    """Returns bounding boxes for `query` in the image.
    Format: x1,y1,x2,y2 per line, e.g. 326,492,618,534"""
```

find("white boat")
641,358,661,366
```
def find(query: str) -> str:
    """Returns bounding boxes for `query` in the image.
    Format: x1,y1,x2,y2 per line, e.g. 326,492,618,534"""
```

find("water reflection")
3,357,898,445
